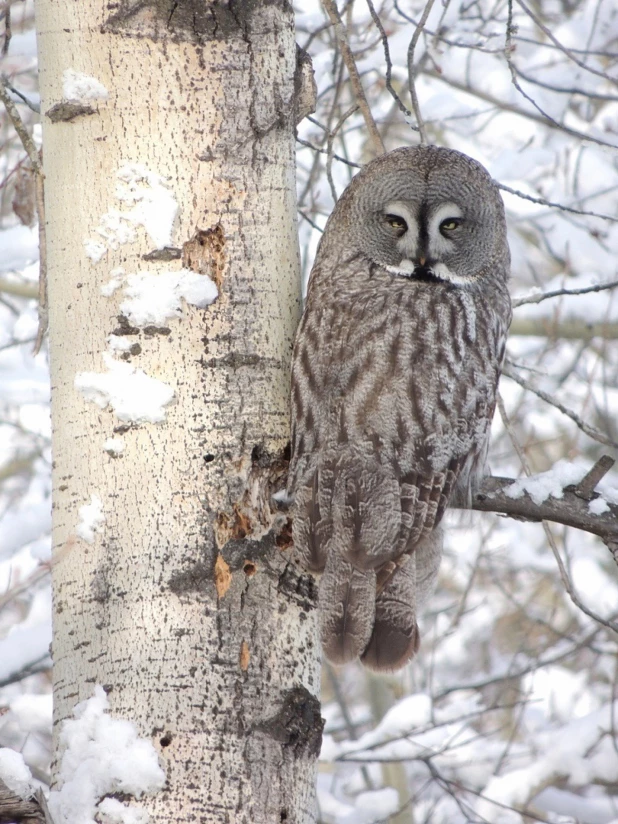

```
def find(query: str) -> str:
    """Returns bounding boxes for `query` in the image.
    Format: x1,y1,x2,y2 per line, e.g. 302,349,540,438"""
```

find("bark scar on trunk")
214,444,290,550
46,101,97,122
254,686,324,758
183,225,226,290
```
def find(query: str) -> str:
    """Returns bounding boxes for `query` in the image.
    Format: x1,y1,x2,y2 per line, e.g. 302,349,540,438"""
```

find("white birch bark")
36,1,321,821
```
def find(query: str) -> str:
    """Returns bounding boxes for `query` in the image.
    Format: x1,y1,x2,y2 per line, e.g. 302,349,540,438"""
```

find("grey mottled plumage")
289,146,512,671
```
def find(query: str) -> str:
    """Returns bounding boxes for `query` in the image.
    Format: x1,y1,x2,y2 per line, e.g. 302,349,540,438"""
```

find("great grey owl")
288,146,512,671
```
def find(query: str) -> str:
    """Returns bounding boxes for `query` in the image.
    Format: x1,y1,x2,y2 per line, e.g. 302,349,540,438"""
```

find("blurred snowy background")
1,0,618,821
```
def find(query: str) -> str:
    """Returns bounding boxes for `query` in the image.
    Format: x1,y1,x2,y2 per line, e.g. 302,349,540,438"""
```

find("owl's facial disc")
380,201,475,286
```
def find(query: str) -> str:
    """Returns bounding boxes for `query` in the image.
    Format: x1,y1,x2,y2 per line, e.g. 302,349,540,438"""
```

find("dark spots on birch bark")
168,560,213,595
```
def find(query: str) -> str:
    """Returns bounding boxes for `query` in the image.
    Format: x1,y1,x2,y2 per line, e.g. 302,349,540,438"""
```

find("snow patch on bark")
103,437,125,456
119,269,218,326
75,354,174,424
48,686,165,824
76,495,105,544
62,69,108,102
84,165,178,262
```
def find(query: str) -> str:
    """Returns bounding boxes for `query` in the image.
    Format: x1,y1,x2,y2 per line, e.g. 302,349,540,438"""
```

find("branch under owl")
469,456,618,562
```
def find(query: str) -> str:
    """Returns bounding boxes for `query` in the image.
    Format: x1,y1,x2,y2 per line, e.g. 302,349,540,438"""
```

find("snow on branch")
0,779,46,824
469,456,618,558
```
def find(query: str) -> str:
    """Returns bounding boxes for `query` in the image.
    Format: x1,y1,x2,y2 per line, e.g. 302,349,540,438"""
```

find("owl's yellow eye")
440,218,461,233
385,214,407,233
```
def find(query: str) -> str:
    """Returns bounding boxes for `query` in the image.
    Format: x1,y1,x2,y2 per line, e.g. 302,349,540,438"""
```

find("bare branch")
0,77,41,170
573,455,616,500
502,364,618,449
508,317,618,341
1,0,10,56
513,279,618,308
0,76,47,353
364,0,412,120
505,0,587,141
298,209,324,233
296,135,361,168
321,0,385,157
326,104,358,202
513,65,618,102
1,77,40,113
514,0,618,86
0,655,51,689
498,183,618,223
420,68,618,150
406,0,436,145
0,277,39,299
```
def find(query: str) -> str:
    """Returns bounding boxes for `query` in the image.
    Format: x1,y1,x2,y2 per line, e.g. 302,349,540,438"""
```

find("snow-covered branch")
0,780,45,824
470,457,618,556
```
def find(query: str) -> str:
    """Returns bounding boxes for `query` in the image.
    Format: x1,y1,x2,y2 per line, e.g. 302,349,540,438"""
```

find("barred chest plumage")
288,146,512,671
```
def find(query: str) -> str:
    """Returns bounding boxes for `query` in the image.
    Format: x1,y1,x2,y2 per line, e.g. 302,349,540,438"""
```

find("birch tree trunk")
36,2,321,821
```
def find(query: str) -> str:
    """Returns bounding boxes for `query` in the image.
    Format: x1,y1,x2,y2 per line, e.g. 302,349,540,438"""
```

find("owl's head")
318,146,510,287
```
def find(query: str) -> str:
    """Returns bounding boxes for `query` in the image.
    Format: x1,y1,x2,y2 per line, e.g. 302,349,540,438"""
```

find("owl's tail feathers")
320,552,376,666
361,528,443,672
360,554,419,672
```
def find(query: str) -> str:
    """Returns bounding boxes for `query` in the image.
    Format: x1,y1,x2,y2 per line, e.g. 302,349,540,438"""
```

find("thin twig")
497,183,618,224
513,65,618,102
1,76,40,113
512,279,618,308
515,0,618,87
505,0,580,137
436,623,604,699
0,654,51,689
407,0,436,145
420,67,618,151
297,209,324,233
321,0,385,157
326,104,358,203
325,662,375,790
0,77,41,170
364,0,412,119
502,363,618,449
32,157,47,355
296,135,361,168
1,0,10,56
0,76,47,353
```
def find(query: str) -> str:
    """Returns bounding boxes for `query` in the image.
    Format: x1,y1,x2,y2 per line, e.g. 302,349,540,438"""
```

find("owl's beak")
418,256,426,266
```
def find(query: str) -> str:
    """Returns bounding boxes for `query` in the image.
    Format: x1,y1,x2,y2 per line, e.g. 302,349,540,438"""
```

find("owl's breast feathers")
289,270,510,668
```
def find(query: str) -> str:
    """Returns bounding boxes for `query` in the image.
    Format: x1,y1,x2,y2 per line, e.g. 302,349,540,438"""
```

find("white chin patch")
387,259,416,275
385,260,473,286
